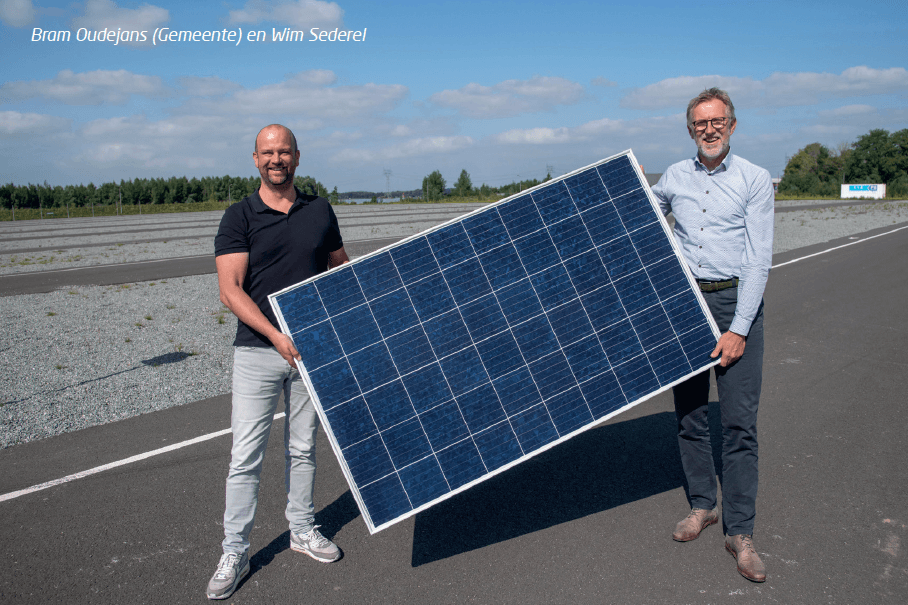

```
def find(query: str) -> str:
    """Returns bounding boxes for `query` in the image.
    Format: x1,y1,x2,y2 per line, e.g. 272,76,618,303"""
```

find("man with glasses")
651,88,773,582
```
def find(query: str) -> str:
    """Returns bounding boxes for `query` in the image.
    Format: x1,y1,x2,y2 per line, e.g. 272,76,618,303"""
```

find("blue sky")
1,0,906,192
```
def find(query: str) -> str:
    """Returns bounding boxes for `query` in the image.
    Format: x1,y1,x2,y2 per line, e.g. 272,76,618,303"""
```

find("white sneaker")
206,551,249,600
290,526,341,562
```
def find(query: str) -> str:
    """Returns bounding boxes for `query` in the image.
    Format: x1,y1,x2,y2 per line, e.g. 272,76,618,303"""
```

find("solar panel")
270,150,721,534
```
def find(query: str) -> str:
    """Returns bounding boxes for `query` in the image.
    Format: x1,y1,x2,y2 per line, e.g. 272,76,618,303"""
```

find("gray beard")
698,139,729,161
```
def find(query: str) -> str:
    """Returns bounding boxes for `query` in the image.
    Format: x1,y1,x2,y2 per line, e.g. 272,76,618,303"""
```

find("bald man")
207,124,349,600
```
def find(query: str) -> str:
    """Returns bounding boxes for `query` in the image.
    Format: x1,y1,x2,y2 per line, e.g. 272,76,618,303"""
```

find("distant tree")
422,170,446,201
0,183,13,209
885,129,908,197
841,128,908,195
329,186,339,205
453,169,473,197
778,142,847,196
294,175,327,197
844,129,890,183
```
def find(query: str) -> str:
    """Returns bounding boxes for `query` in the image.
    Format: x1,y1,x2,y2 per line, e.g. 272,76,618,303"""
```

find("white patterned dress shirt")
651,153,774,336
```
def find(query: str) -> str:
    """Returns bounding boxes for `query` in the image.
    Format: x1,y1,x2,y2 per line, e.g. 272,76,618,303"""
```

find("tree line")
778,128,908,197
421,169,551,201
1,166,548,211
0,174,333,210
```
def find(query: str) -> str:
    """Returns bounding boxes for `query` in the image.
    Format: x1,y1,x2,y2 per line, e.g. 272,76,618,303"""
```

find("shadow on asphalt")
248,490,359,574
242,406,723,572
410,410,686,566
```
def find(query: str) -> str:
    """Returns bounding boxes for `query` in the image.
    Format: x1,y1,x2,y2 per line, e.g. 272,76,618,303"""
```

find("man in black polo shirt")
207,124,349,600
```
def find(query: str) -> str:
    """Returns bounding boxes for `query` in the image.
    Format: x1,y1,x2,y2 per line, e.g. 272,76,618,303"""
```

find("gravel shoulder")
0,203,486,276
2,201,906,449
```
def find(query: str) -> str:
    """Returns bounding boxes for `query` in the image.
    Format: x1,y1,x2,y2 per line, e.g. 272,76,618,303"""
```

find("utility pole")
384,169,392,201
546,164,554,178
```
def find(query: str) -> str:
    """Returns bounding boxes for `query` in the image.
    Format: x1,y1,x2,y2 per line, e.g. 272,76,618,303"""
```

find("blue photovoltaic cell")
270,150,720,533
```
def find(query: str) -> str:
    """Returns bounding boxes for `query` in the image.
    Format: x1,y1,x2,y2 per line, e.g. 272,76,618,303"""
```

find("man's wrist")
728,317,751,337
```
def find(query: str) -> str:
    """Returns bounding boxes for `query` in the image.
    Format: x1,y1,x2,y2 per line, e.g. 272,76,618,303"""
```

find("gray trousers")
673,287,764,536
222,346,319,555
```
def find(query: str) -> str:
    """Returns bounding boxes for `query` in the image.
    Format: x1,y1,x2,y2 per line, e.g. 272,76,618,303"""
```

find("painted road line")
772,225,908,269
0,413,285,503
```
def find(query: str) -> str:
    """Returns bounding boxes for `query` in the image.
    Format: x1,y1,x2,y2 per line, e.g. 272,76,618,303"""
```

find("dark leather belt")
698,277,739,292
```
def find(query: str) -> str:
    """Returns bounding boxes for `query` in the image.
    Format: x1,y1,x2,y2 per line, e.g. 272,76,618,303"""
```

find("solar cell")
271,150,721,533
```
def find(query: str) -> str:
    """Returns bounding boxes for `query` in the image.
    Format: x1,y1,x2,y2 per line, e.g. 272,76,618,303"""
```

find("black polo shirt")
215,188,343,347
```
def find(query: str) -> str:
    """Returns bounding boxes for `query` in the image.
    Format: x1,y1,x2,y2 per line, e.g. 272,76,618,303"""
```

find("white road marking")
0,413,286,503
3,223,907,504
772,225,908,269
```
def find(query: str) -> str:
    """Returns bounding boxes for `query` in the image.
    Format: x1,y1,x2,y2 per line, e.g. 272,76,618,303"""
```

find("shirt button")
699,245,702,248
702,209,706,213
706,190,709,194
701,227,704,231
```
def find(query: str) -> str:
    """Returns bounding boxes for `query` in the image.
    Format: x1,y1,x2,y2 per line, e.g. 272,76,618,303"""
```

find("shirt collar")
693,151,733,175
250,186,309,213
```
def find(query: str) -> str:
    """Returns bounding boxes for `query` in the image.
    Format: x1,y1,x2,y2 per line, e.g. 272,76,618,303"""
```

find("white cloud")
367,117,458,139
493,113,685,146
332,136,474,163
71,0,169,47
178,76,242,98
0,111,70,136
178,70,407,122
0,0,35,27
228,0,343,29
763,66,908,104
816,104,877,119
494,127,574,146
290,69,337,86
74,114,255,170
430,76,585,119
591,77,618,88
0,69,169,105
621,67,908,111
621,75,763,110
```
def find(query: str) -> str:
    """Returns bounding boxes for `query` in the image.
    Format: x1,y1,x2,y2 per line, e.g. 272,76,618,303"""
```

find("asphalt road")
0,234,399,297
1,220,906,604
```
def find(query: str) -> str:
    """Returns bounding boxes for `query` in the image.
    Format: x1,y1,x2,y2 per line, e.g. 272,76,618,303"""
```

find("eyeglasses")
692,117,730,132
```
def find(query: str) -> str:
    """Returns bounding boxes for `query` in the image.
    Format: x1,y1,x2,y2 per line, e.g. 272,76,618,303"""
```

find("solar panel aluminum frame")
269,149,721,534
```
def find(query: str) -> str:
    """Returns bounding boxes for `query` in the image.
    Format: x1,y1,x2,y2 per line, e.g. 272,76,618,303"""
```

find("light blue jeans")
222,346,319,555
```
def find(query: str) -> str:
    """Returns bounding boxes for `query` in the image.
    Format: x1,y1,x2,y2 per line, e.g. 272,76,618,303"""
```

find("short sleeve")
214,204,250,256
323,203,344,252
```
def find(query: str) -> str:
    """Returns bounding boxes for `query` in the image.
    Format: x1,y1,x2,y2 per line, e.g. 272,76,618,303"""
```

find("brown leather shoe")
672,507,718,542
725,534,766,582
